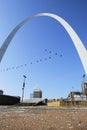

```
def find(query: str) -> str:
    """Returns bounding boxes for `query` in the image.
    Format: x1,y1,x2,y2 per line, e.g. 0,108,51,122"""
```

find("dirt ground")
0,106,87,130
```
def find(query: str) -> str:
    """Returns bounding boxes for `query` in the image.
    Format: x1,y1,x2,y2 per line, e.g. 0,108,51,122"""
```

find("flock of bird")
0,49,62,72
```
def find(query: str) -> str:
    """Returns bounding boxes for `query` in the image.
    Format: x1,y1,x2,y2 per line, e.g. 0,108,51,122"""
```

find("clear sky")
0,0,87,99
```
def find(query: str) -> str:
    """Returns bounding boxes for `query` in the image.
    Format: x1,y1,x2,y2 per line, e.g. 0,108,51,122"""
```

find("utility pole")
21,75,27,103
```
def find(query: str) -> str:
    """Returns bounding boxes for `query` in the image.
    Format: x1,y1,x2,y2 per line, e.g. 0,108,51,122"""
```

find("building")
0,90,3,95
0,90,20,105
33,89,42,98
22,98,46,106
67,91,82,101
82,82,87,95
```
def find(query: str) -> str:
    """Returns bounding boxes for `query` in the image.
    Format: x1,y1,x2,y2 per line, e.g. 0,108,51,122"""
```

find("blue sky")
0,0,87,99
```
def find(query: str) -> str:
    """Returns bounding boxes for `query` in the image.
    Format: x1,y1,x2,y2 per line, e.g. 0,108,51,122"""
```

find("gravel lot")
0,106,87,130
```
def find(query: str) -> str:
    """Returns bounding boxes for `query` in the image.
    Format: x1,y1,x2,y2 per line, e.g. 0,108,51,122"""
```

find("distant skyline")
0,0,87,99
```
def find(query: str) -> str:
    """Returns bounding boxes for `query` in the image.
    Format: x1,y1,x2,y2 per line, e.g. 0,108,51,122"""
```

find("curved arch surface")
0,13,87,74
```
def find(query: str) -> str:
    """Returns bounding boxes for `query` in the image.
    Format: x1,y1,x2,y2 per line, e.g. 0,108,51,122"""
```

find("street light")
21,75,27,103
83,74,86,82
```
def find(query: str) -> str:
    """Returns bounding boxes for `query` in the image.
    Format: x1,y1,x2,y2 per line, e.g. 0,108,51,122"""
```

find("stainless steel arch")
0,13,87,74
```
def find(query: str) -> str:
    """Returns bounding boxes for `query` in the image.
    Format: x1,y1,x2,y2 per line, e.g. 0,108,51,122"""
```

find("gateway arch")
0,13,87,75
